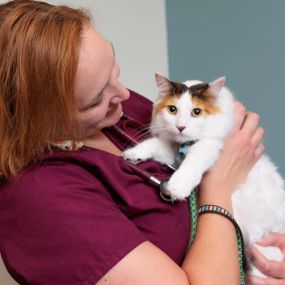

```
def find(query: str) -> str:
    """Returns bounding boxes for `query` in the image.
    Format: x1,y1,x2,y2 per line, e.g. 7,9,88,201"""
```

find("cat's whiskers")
149,125,169,133
149,126,178,141
128,124,155,142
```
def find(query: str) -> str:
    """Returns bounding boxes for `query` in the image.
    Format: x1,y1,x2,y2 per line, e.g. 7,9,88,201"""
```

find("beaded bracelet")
198,205,247,285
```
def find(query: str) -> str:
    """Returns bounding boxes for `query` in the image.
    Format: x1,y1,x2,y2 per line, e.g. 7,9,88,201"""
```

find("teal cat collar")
173,140,196,168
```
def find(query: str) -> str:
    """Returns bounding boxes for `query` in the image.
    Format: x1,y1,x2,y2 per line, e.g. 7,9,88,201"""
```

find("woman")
248,233,285,284
0,1,282,284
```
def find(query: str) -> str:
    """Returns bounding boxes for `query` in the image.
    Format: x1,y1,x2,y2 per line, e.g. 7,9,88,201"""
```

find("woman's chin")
82,104,123,138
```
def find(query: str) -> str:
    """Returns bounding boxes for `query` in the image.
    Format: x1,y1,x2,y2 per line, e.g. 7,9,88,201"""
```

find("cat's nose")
177,126,185,133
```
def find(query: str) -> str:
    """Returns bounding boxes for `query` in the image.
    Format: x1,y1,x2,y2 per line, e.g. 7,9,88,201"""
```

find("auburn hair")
0,0,90,180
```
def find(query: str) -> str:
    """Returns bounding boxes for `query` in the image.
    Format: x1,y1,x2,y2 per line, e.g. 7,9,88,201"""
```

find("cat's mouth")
173,131,198,144
174,134,191,144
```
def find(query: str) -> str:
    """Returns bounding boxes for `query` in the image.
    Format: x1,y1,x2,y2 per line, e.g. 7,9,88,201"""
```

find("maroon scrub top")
0,91,190,285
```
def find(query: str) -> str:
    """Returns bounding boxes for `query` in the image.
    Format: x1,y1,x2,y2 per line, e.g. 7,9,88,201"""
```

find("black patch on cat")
167,81,211,100
168,81,189,96
189,83,209,98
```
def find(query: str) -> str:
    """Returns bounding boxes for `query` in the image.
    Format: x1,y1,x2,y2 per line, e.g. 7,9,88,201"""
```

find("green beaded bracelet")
198,205,247,285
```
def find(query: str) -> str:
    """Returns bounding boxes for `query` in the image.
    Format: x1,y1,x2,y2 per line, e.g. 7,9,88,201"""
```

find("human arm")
96,102,264,285
247,232,285,285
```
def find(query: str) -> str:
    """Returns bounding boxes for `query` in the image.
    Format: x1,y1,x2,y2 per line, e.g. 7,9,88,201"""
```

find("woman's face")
74,26,130,137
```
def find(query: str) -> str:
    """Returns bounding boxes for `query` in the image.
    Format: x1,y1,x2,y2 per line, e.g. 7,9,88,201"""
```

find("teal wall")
166,0,285,176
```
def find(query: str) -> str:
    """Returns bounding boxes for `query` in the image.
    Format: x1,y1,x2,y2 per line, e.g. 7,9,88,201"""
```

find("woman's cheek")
90,113,105,127
82,109,105,128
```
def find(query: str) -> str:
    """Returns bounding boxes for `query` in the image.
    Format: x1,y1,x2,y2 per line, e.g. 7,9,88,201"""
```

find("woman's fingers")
254,143,265,161
250,245,285,279
231,103,263,149
251,127,264,148
247,274,285,285
241,112,260,137
257,232,285,251
247,275,266,285
231,101,246,133
250,126,264,163
249,233,285,283
234,109,264,164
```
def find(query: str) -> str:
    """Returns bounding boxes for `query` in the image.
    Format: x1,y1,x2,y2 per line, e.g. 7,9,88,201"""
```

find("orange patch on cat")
192,96,221,115
153,96,180,115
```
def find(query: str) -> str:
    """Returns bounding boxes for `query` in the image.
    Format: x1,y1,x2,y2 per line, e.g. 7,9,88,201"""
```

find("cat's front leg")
166,138,223,200
123,137,175,165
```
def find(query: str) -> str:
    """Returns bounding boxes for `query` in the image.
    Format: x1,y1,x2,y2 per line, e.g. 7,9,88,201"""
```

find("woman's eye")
191,108,202,117
87,94,104,109
167,105,177,115
89,102,100,109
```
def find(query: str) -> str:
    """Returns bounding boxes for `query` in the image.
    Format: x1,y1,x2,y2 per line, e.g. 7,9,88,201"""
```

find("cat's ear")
208,77,226,97
155,73,172,96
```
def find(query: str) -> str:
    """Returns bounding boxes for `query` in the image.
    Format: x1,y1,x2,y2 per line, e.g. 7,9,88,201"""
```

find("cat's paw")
165,172,199,201
123,146,151,164
165,180,192,201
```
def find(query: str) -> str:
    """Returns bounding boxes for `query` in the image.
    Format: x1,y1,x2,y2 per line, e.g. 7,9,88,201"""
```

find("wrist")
197,204,246,284
198,185,234,214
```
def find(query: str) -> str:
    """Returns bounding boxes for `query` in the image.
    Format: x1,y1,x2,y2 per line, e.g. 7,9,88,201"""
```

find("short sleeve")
0,91,190,284
0,160,146,285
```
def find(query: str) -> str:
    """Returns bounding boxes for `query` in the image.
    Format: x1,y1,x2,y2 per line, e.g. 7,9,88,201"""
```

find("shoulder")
5,148,129,200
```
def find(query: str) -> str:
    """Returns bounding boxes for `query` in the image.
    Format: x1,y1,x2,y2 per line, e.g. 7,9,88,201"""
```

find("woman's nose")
120,86,130,100
110,84,130,104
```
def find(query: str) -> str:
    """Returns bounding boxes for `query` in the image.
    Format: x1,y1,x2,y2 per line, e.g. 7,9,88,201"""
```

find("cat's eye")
167,105,177,115
191,108,203,117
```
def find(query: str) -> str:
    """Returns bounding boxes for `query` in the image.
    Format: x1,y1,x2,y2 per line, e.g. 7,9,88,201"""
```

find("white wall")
0,264,18,285
91,0,169,100
0,0,169,99
0,1,168,284
47,0,169,100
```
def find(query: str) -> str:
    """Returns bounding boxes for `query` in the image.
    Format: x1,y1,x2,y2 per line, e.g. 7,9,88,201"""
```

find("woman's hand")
199,101,264,210
247,232,285,284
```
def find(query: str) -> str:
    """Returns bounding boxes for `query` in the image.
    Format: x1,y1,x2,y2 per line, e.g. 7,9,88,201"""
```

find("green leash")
178,143,246,283
188,188,198,250
188,191,246,284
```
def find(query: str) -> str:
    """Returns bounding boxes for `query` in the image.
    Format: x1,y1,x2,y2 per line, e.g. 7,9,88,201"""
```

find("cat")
123,73,285,278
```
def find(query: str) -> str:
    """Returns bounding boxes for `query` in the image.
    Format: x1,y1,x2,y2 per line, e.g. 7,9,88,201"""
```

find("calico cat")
123,73,285,277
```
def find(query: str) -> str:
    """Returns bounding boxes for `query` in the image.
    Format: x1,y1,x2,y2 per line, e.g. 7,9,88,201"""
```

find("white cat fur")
123,76,285,277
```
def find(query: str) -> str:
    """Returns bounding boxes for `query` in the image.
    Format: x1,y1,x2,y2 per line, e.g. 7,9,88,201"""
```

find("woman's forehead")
79,27,114,69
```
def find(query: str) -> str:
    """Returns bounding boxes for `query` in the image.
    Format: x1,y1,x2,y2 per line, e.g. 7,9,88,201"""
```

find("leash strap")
189,193,246,284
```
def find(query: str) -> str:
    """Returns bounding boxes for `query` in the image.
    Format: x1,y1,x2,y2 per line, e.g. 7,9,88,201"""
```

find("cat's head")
151,73,234,143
